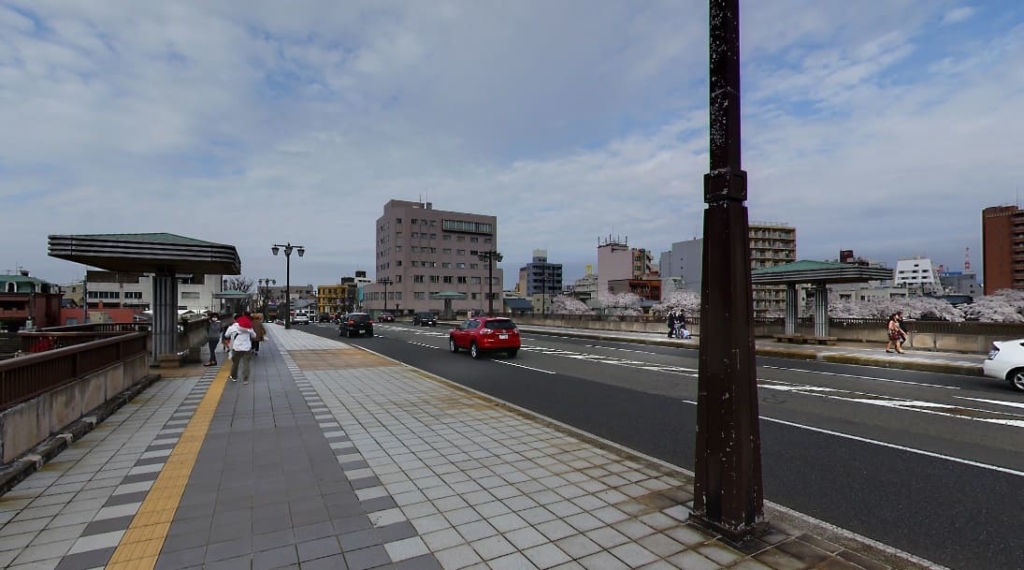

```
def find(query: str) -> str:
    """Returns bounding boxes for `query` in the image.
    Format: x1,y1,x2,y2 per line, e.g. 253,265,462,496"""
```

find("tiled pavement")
0,324,942,570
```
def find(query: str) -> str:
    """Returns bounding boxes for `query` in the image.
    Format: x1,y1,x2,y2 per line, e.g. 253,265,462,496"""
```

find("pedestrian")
252,313,266,356
886,312,905,354
228,315,257,384
675,310,691,339
896,311,908,352
666,311,677,338
204,312,223,366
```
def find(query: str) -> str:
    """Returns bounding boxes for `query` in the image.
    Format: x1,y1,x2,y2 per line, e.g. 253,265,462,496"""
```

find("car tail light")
347,320,355,325
479,328,494,335
988,345,999,360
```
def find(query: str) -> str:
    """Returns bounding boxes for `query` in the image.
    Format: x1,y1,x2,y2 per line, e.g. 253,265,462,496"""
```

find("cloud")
941,7,975,25
0,0,1021,290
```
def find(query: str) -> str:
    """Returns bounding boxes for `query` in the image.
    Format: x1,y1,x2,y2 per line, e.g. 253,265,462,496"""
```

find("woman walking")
886,312,905,354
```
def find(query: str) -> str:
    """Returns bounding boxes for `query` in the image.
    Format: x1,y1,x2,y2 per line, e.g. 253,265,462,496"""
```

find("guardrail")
0,332,148,412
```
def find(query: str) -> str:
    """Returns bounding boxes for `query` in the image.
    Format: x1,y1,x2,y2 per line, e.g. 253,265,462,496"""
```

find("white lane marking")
761,382,1024,428
679,398,1024,478
493,360,557,375
584,344,659,356
955,397,1024,410
761,365,959,390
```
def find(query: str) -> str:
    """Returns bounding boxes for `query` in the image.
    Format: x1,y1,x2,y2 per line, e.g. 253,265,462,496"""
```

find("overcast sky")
2,1,1021,289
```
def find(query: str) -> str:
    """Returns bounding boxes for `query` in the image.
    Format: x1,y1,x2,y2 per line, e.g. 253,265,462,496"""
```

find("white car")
292,311,310,325
984,339,1024,392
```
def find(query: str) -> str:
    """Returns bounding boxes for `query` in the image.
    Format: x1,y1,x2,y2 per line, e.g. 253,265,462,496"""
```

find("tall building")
658,222,796,315
520,249,563,313
982,205,1024,294
596,236,654,300
367,199,501,315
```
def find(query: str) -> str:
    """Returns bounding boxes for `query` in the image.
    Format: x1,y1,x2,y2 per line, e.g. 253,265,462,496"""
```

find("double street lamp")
477,250,503,316
271,243,305,329
377,278,393,314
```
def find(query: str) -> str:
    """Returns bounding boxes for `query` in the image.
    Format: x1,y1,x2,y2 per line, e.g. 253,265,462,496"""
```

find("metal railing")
0,332,148,412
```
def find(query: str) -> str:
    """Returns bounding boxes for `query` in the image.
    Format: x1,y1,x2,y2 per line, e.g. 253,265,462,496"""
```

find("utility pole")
478,250,503,316
691,0,766,541
377,278,393,314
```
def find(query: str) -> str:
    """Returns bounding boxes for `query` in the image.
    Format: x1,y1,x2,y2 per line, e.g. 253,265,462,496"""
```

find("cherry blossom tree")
652,290,700,317
599,293,643,316
961,290,1024,322
826,296,964,321
550,295,592,315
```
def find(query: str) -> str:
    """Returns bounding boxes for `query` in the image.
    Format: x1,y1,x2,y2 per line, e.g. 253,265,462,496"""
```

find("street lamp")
377,278,393,314
271,243,305,329
690,0,765,540
258,278,276,314
477,250,503,316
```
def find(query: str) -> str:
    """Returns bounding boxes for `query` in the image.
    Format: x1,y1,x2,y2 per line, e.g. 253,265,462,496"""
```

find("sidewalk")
509,324,984,377
0,324,946,570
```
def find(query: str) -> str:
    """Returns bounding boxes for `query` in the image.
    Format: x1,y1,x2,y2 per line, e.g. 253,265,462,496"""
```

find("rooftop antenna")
964,247,971,272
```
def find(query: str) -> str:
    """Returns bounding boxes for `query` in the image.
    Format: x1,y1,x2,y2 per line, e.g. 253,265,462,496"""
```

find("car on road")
984,339,1024,392
340,312,374,337
449,317,520,359
292,311,310,325
377,312,395,323
413,312,437,327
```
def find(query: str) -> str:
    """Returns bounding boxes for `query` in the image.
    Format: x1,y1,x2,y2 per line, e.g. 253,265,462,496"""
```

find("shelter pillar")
152,271,179,364
785,283,797,335
813,282,828,338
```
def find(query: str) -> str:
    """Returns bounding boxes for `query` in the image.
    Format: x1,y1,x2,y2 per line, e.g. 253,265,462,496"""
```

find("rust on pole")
690,0,767,541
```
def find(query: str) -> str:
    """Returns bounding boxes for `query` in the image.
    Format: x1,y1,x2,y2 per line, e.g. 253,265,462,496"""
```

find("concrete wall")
0,352,149,464
513,316,1002,354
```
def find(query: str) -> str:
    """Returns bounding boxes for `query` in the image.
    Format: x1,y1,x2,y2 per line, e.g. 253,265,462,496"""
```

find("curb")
515,326,984,377
0,374,163,497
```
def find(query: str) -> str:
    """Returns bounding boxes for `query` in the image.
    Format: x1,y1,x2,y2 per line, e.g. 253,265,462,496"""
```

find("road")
304,321,1024,570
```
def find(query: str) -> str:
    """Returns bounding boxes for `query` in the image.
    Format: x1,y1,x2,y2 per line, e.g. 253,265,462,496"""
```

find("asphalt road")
304,322,1024,570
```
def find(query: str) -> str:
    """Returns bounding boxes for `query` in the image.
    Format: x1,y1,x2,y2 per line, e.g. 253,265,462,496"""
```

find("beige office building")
749,222,797,315
364,200,502,316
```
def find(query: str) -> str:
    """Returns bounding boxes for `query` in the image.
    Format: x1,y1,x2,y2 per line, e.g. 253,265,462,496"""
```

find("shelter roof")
752,260,893,285
49,233,241,275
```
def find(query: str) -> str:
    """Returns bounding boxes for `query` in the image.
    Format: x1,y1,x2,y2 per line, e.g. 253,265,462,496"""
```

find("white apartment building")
365,200,502,315
893,258,941,293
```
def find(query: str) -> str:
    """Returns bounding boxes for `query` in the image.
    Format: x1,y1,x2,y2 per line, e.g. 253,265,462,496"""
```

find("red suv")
449,317,521,359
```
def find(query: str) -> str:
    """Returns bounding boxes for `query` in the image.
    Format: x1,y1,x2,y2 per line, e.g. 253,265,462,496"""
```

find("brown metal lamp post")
690,0,766,541
478,250,502,316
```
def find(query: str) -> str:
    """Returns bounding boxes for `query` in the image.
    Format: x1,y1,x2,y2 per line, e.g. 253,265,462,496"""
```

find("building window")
471,277,482,285
457,263,466,269
443,248,452,254
411,218,418,225
458,276,468,284
443,276,453,284
470,264,479,270
471,293,478,300
443,235,451,241
457,249,466,255
470,237,479,243
411,232,419,238
414,292,426,300
442,262,452,268
414,275,425,283
430,275,440,283
5,282,14,293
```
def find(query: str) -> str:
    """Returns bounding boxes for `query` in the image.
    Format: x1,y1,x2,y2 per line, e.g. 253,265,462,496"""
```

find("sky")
1,1,1022,290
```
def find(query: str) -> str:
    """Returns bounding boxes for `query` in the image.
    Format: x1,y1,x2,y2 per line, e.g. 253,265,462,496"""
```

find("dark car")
449,317,520,358
377,312,395,323
340,313,374,337
413,312,437,327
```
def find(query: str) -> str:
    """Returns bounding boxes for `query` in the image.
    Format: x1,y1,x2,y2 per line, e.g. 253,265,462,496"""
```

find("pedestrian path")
0,324,943,570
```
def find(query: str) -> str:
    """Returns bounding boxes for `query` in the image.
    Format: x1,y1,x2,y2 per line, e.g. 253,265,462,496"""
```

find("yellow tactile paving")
290,348,396,370
105,364,230,569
